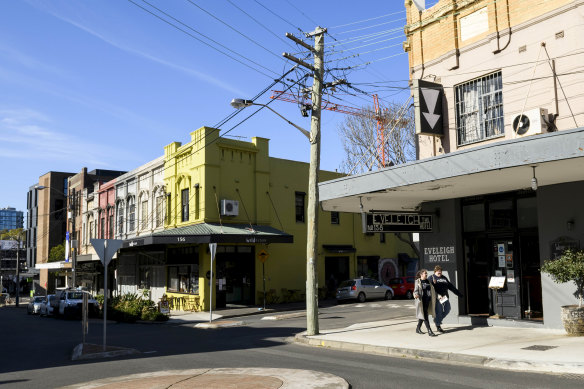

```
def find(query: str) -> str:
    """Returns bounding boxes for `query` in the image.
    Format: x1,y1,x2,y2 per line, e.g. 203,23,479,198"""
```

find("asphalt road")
1,300,582,388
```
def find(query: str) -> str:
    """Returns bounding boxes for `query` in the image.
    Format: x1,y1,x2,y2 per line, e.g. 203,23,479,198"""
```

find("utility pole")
284,26,326,336
15,243,20,307
70,188,77,288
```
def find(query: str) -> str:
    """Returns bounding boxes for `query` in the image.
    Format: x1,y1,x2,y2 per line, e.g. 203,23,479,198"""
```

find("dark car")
336,278,394,303
387,276,416,299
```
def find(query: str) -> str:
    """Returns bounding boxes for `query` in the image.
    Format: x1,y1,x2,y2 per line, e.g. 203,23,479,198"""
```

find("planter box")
561,305,584,336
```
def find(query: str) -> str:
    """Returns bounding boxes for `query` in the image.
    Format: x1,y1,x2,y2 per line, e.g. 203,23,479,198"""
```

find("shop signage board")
366,212,433,233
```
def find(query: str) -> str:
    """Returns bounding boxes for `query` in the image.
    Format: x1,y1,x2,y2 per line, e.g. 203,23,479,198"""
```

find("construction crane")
270,91,397,168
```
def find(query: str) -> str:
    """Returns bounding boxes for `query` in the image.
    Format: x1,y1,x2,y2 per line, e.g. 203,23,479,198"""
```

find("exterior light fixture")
531,166,538,191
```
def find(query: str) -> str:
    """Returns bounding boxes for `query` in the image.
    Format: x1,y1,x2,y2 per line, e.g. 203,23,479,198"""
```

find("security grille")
455,71,504,145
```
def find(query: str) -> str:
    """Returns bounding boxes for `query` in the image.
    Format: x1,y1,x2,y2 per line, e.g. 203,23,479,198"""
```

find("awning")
320,127,584,213
35,261,72,269
122,223,293,248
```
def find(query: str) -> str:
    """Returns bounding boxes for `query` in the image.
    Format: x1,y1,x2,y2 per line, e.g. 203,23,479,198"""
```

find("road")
1,300,581,388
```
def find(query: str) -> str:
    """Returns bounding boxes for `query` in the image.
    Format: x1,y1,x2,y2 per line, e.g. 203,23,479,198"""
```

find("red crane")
270,91,390,168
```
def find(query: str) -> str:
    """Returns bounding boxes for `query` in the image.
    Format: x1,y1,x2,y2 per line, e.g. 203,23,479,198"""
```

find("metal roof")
320,127,584,213
122,223,293,248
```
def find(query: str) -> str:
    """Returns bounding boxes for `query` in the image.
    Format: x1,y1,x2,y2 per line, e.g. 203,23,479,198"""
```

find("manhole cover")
521,345,558,351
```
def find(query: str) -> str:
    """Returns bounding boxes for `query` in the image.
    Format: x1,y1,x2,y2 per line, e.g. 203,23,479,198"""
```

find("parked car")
40,294,57,316
336,278,394,303
51,289,99,318
27,296,45,315
387,276,416,299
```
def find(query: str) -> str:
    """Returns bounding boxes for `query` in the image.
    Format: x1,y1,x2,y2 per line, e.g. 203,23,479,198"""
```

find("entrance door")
492,239,521,319
216,247,255,306
464,236,491,315
325,257,349,297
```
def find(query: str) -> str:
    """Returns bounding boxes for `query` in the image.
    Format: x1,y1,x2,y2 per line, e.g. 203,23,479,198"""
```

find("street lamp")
231,98,321,335
230,99,311,140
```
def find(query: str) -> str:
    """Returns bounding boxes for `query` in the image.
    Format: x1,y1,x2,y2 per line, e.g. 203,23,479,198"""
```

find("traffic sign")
257,249,270,263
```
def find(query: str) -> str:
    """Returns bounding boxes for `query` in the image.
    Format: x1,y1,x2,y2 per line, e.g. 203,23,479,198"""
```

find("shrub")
541,248,584,307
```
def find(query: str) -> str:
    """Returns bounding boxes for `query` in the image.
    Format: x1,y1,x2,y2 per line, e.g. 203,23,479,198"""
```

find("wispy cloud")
0,108,136,166
29,1,247,96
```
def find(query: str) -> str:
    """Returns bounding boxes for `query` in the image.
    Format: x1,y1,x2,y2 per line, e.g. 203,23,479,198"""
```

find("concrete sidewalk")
295,318,584,374
60,368,349,389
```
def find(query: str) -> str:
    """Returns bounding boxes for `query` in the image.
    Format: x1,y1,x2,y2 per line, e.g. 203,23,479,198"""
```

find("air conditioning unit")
220,199,239,216
512,108,548,137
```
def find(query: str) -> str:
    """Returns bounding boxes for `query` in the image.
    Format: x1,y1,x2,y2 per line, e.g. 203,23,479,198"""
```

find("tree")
0,228,26,245
48,243,66,263
338,102,416,175
541,249,584,307
337,101,420,259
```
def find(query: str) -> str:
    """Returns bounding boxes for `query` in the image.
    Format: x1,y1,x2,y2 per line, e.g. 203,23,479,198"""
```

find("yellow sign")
258,249,269,263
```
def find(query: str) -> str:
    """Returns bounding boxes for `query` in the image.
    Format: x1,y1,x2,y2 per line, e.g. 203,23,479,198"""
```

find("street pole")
284,27,326,336
70,188,77,288
15,244,20,307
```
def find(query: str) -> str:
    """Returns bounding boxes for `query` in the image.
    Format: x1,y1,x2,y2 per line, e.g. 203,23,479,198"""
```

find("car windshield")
67,292,85,299
34,297,44,303
389,278,402,284
338,280,355,288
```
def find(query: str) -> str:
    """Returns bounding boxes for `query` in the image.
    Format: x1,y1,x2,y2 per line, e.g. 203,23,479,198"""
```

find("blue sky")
1,0,415,215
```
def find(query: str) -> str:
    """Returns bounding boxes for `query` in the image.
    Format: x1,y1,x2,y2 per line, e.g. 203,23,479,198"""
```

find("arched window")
116,201,125,236
127,196,136,232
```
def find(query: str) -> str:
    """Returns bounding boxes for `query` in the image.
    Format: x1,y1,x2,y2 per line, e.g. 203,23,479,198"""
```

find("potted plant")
541,248,584,335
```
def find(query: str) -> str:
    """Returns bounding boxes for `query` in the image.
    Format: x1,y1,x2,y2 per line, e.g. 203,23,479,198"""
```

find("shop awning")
122,223,293,248
35,261,72,269
320,127,584,213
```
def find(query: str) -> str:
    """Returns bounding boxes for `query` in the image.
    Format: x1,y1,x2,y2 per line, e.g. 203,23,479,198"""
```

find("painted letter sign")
366,212,433,233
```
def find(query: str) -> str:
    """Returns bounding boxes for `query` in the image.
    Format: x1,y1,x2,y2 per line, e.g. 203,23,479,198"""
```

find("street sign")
257,249,270,263
365,212,433,233
91,239,124,266
413,79,444,136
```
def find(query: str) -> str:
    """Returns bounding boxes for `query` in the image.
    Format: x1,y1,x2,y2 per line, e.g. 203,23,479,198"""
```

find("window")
128,198,135,231
156,196,164,227
100,217,105,239
194,185,200,220
108,213,114,239
295,192,305,223
167,265,199,293
141,200,148,229
63,178,68,196
331,211,339,225
117,204,124,235
181,189,189,222
455,71,503,145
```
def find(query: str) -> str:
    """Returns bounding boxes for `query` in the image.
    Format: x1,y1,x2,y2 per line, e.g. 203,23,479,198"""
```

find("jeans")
434,299,451,326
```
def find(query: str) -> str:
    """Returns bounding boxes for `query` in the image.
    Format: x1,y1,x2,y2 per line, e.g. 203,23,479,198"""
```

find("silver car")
336,278,394,303
27,296,45,315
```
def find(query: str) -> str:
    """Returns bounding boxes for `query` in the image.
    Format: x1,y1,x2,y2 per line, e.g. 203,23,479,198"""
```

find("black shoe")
428,329,437,337
416,328,424,334
436,326,445,333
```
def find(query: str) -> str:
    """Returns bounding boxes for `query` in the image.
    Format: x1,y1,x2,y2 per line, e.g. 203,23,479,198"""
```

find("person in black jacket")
429,265,463,333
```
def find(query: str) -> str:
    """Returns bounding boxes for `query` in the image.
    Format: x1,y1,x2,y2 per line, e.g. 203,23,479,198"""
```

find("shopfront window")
489,200,513,229
517,197,538,228
167,264,199,293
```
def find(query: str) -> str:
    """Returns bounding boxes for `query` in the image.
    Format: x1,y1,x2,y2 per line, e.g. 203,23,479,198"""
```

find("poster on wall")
498,255,505,268
506,254,513,268
550,236,580,259
507,270,515,283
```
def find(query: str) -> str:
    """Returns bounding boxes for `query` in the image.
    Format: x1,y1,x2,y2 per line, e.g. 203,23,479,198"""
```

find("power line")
128,0,277,78
329,9,406,30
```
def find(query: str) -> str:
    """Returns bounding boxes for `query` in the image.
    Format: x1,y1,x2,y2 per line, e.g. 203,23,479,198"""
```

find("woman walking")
414,269,437,337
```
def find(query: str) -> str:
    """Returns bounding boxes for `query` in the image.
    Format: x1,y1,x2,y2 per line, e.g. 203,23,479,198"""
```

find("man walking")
429,265,463,333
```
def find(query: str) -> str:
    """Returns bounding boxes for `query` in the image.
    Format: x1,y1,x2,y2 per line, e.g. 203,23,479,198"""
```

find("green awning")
122,223,293,248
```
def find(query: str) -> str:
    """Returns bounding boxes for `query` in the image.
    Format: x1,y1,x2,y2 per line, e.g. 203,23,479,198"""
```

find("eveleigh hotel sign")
365,212,433,233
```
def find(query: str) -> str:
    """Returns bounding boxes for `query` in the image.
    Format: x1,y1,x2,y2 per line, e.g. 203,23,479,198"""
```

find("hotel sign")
365,212,433,233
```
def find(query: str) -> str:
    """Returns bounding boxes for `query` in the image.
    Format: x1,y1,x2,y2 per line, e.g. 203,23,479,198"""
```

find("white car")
27,296,45,315
52,289,99,318
40,294,56,316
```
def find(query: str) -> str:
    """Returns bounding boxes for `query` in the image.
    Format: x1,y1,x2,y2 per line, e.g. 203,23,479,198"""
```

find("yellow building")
121,126,415,311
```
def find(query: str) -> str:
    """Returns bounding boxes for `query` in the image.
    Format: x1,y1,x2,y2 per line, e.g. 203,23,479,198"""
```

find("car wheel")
406,290,414,300
385,291,393,300
357,292,366,303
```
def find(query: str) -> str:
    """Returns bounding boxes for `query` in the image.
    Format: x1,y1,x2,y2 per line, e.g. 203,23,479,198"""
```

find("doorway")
215,246,255,306
325,256,350,297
